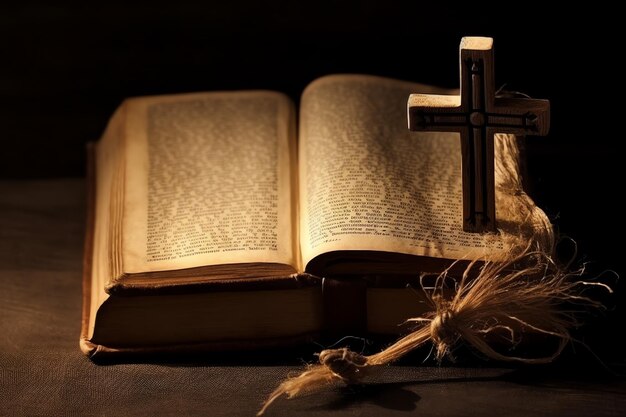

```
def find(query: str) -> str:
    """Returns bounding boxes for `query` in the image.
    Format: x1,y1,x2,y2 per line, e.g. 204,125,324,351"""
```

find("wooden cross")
407,37,550,233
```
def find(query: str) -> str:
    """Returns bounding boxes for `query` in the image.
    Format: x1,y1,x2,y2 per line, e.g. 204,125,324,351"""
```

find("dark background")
1,2,623,362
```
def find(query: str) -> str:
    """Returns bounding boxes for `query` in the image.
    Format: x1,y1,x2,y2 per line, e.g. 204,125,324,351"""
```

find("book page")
121,91,297,274
299,75,552,266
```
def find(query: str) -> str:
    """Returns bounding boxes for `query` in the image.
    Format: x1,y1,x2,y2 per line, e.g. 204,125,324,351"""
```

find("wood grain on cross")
408,37,550,233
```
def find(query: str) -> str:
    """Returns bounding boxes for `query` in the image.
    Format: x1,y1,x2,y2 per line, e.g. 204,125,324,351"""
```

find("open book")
81,74,553,358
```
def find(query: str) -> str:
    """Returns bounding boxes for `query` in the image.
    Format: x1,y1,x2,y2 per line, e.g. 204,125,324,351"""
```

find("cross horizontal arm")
490,97,550,136
408,94,465,131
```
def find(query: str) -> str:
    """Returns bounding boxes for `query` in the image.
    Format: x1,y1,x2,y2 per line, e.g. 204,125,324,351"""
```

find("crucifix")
407,37,550,233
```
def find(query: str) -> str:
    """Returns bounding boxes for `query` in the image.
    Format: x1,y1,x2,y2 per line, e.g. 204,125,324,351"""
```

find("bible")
80,74,553,358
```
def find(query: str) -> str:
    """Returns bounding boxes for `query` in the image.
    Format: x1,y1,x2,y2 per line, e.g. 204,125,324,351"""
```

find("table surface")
1,179,625,417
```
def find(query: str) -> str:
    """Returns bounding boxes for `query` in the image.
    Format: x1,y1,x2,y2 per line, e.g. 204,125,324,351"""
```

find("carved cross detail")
408,37,550,233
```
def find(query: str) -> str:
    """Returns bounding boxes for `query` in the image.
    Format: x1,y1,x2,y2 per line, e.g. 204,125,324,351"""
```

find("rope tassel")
258,245,611,415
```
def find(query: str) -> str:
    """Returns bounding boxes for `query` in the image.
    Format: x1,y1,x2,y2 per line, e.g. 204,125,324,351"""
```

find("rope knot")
318,348,368,383
429,305,459,359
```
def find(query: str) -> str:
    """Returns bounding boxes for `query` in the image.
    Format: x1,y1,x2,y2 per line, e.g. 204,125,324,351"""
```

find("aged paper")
299,75,551,266
121,91,297,274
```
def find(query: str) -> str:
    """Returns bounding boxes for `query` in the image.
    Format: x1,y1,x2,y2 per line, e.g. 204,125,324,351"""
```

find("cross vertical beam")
408,37,550,233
